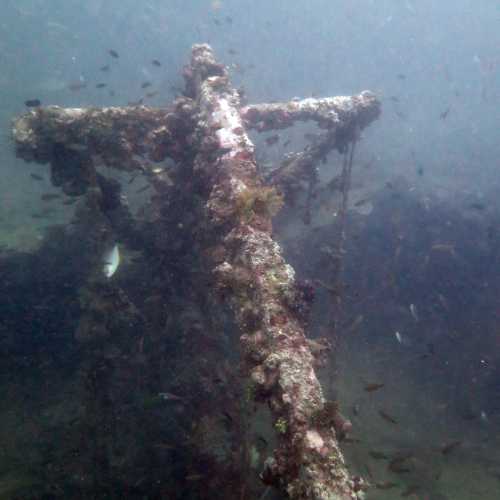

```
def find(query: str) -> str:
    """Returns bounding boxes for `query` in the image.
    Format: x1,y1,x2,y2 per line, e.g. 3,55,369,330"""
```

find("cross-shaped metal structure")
12,44,380,499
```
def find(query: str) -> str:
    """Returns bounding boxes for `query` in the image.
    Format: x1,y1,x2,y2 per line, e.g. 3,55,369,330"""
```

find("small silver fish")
409,303,419,321
395,331,403,344
103,244,120,278
158,392,183,401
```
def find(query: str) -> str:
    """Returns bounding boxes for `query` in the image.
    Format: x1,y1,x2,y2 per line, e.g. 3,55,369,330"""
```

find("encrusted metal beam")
186,44,377,499
241,92,380,132
12,100,197,173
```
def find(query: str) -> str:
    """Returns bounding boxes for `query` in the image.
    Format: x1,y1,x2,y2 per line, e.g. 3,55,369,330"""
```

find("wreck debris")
249,93,380,222
11,43,380,499
265,131,338,207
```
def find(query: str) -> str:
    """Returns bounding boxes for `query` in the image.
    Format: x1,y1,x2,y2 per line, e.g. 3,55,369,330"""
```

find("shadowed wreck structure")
10,44,380,499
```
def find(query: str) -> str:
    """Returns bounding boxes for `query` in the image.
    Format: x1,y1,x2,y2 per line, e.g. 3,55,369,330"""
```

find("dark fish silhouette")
388,456,412,474
256,436,268,447
369,450,389,460
364,383,384,392
440,107,451,120
25,99,41,107
379,410,398,424
441,440,462,455
128,173,140,184
100,64,110,72
108,49,119,58
469,202,485,211
96,83,107,89
221,411,234,427
68,81,87,92
30,173,44,181
128,98,144,106
136,184,151,193
41,193,62,201
31,213,50,219
265,134,280,146
401,485,420,497
152,59,161,66
141,81,152,89
419,342,435,360
375,481,398,490
185,473,205,481
342,437,361,444
354,198,370,207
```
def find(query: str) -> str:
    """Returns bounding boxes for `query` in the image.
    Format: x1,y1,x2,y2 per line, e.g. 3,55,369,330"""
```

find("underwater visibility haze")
1,1,500,499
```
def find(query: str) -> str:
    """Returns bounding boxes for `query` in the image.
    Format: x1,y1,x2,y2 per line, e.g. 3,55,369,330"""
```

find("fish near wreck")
379,410,398,425
409,303,419,321
375,480,398,490
67,81,87,92
369,450,390,460
102,243,120,278
440,440,462,455
41,193,62,201
364,383,385,392
25,98,41,107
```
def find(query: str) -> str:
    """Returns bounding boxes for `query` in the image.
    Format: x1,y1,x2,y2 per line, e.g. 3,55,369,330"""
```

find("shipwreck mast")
12,44,380,499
